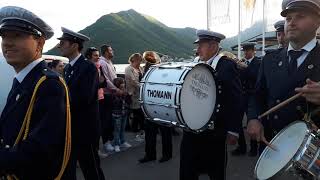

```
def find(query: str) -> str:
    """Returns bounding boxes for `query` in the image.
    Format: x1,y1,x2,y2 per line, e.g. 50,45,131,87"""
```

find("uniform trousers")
180,131,227,180
101,94,114,143
63,144,105,180
144,120,172,159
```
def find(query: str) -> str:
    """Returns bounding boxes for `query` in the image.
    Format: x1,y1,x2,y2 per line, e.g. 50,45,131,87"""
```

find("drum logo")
190,73,210,100
147,89,172,100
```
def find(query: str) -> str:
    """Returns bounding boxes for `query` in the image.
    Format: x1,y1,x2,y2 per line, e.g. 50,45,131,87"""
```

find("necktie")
7,78,20,100
288,50,305,74
64,64,73,81
11,78,20,91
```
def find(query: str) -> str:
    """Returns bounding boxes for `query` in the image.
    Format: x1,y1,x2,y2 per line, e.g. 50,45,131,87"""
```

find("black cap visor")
281,2,320,17
0,20,42,37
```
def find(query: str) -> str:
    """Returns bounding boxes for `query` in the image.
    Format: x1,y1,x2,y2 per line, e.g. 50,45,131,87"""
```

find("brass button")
276,99,281,103
296,106,302,111
274,115,279,119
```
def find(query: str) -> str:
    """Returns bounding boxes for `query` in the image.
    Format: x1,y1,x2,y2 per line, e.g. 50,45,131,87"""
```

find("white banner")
265,0,283,32
208,0,238,37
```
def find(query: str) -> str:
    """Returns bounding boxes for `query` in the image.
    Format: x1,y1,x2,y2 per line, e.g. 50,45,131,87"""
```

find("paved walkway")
76,130,261,180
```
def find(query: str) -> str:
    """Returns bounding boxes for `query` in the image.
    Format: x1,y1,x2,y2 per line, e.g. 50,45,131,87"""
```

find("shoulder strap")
210,54,223,69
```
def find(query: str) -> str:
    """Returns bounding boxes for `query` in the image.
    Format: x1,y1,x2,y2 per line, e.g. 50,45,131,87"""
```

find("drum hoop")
175,68,190,126
180,63,218,133
175,86,186,126
254,120,310,179
139,67,157,119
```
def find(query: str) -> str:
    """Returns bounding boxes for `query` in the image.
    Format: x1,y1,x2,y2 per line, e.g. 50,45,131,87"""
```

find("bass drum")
140,62,221,133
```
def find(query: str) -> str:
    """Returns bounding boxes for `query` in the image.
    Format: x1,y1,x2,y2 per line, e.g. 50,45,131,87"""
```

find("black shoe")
158,156,171,163
138,156,156,163
231,148,246,156
248,150,257,157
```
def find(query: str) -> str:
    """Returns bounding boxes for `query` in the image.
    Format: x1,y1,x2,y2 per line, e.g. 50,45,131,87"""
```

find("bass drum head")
180,64,216,130
255,121,308,179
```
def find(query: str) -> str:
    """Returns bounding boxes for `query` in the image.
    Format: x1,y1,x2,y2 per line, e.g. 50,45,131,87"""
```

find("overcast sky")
0,0,207,52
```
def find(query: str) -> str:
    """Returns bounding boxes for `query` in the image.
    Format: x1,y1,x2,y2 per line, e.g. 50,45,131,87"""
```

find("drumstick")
258,92,303,119
262,139,278,151
260,128,278,151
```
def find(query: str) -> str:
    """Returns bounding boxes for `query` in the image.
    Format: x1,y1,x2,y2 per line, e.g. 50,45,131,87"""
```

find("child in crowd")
112,77,132,152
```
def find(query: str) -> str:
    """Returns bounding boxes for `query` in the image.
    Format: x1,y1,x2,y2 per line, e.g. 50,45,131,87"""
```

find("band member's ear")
72,43,79,51
36,36,45,53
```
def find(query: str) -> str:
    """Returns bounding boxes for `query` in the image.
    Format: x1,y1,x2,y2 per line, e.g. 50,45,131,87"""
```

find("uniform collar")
15,58,43,83
70,53,81,66
287,38,317,53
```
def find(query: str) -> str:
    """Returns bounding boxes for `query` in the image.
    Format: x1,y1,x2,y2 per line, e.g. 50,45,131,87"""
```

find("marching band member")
179,30,243,180
247,0,320,154
58,28,104,179
0,6,71,179
274,20,289,49
232,42,261,157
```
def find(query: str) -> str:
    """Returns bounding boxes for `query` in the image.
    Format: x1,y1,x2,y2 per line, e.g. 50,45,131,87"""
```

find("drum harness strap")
7,76,72,180
210,54,222,69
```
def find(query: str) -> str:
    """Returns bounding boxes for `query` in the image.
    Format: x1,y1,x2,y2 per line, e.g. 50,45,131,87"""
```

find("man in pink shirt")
99,44,124,152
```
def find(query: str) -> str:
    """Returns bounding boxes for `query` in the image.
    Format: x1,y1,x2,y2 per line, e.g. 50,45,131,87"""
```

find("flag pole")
262,0,266,55
207,0,210,30
238,0,241,60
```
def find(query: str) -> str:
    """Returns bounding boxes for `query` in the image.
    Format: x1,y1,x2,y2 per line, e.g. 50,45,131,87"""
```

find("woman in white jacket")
125,53,144,135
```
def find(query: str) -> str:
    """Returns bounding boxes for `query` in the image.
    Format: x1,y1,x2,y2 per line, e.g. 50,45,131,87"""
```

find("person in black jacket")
179,30,243,180
0,6,71,179
248,0,320,155
232,42,261,157
138,51,173,163
58,27,105,180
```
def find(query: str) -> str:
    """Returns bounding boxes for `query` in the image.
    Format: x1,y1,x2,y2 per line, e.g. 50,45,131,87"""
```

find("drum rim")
254,120,309,179
139,66,156,120
181,62,220,133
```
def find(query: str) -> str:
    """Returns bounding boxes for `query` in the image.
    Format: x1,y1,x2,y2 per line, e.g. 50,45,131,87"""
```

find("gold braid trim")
7,76,71,180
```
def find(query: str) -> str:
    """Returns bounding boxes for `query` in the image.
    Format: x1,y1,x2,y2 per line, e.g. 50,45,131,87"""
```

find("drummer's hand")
247,119,263,140
295,79,320,105
226,133,238,145
247,119,277,151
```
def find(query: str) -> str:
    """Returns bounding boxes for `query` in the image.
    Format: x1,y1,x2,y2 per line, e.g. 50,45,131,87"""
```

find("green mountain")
47,9,197,63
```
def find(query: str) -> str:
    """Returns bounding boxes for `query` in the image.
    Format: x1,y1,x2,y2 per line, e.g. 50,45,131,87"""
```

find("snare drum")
140,62,221,133
255,121,320,180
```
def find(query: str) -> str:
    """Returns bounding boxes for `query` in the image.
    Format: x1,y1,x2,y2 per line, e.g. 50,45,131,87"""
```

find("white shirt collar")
245,56,254,64
207,55,216,65
207,53,222,69
15,58,43,83
70,54,82,66
288,38,317,53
